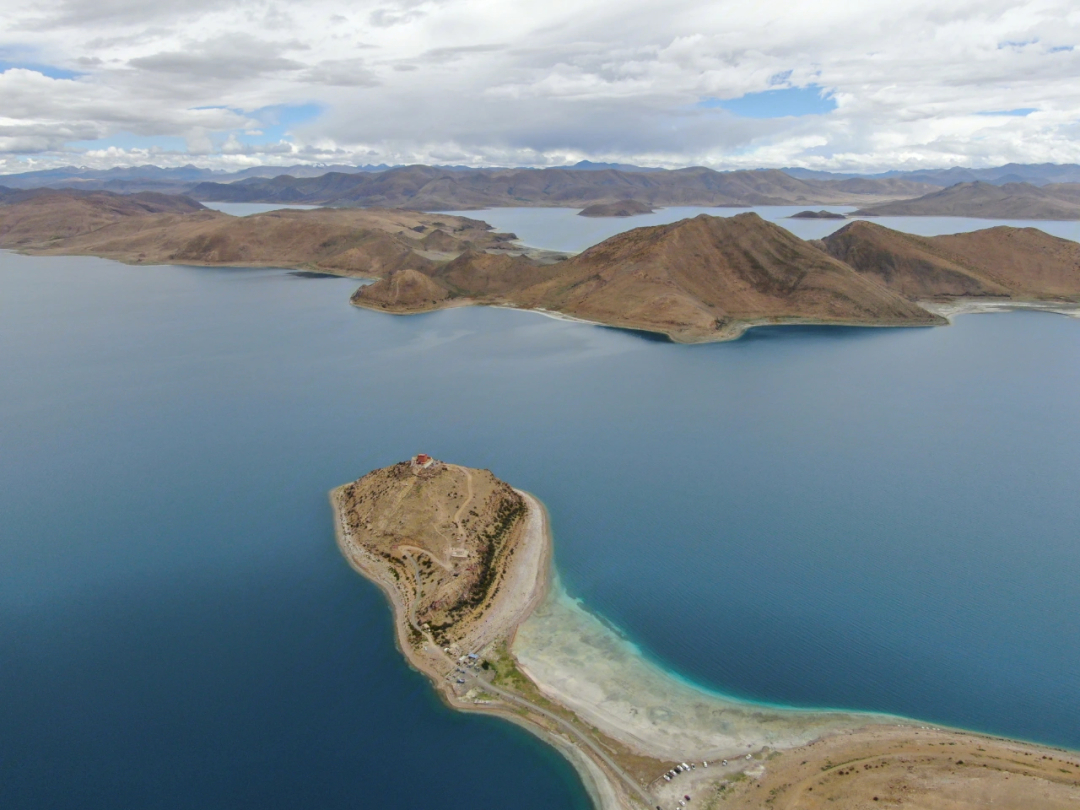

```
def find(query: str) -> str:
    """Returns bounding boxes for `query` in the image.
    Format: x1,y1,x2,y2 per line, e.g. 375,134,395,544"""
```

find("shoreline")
919,297,1080,321
332,474,1080,810
357,294,947,344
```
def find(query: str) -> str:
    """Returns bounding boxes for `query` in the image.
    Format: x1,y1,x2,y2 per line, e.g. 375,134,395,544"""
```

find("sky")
1,0,1079,174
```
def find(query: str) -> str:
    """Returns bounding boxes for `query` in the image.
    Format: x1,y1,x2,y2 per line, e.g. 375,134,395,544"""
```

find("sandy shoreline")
919,297,1080,321
512,577,906,762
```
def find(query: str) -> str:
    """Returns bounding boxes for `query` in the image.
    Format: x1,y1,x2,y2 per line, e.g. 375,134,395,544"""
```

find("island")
789,210,847,219
331,457,1080,810
578,200,656,217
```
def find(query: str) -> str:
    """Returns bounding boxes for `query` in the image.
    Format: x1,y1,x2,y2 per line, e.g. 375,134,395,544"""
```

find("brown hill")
930,227,1080,300
822,221,1009,299
854,181,1080,219
0,195,505,275
354,250,558,309
333,459,528,648
355,213,943,342
356,268,451,311
578,199,655,217
511,214,942,340
823,221,1080,301
0,189,205,245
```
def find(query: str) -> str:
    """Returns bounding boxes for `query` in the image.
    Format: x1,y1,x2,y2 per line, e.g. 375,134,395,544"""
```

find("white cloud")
1,0,1080,172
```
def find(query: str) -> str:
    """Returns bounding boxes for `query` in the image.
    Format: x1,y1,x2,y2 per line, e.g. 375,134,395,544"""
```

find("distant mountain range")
4,161,1080,215
0,159,653,193
0,163,393,192
783,163,1080,187
186,165,937,209
854,181,1080,219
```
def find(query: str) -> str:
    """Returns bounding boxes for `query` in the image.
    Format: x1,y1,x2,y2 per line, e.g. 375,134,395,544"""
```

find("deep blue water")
2,250,1079,808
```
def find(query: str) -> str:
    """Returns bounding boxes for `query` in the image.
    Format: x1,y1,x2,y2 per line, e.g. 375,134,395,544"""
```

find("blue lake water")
2,226,1080,807
202,202,320,216
441,206,1080,251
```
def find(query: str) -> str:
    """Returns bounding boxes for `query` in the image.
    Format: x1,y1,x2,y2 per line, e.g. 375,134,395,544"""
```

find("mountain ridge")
187,165,937,210
853,181,1080,219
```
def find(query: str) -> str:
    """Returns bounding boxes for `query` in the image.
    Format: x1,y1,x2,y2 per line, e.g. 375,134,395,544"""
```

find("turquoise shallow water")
2,235,1079,807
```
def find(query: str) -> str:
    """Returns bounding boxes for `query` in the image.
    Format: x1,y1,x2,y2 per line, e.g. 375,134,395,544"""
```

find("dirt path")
449,464,475,543
398,544,452,570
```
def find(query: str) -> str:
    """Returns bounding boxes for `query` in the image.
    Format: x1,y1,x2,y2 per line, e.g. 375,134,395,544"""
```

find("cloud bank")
2,0,1079,172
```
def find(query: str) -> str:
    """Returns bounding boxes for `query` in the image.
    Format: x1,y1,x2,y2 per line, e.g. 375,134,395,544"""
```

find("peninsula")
4,191,1080,342
332,458,1080,810
0,189,532,271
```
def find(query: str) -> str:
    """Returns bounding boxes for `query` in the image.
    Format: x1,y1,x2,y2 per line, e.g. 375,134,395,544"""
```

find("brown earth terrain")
578,200,656,217
333,458,532,649
0,190,510,274
0,188,205,243
675,727,1080,810
855,181,1080,219
823,220,1080,301
332,460,1080,810
5,191,1079,343
357,213,945,341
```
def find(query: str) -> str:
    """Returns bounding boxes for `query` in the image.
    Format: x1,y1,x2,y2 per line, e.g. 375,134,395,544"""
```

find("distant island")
855,181,1080,219
578,200,655,217
4,190,1080,342
790,209,847,219
331,458,1080,810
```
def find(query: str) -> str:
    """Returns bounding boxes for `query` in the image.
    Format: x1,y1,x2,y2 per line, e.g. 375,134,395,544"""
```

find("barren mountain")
357,213,943,341
189,165,937,210
822,221,1009,299
0,189,206,245
511,214,942,340
823,221,1080,301
854,181,1080,219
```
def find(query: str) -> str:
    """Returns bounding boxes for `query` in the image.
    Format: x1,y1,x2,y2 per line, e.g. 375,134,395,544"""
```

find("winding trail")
449,465,476,543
